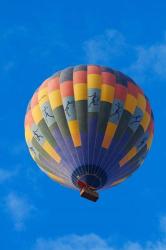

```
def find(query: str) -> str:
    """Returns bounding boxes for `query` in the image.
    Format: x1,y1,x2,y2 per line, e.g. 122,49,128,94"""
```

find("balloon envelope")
25,65,154,199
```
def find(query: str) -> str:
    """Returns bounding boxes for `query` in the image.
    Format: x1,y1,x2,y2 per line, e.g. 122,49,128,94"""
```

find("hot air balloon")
25,65,154,202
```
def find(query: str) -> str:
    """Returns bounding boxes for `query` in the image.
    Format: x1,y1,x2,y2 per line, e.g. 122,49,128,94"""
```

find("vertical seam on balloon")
48,74,81,185
87,65,101,178
71,66,85,181
59,68,83,182
47,77,79,175
95,71,129,179
100,83,142,176
37,82,71,169
98,79,143,178
40,80,77,185
73,68,87,177
103,94,147,175
30,94,77,186
90,66,102,179
93,68,116,178
25,120,72,182
103,114,152,187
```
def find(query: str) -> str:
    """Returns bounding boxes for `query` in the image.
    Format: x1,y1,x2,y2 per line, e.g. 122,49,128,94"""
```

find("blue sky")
0,0,166,249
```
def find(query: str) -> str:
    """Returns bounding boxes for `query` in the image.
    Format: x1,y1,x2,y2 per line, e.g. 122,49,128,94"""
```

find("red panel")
146,101,151,115
47,76,60,92
148,119,154,134
114,84,127,101
73,70,87,83
101,72,116,86
87,65,101,74
128,82,139,98
60,81,74,97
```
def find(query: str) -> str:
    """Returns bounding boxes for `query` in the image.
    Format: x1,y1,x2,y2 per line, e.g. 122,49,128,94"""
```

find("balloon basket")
80,187,99,202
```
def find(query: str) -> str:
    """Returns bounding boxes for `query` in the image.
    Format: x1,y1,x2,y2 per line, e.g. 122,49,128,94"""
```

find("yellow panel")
74,83,87,101
111,177,127,186
137,94,146,112
48,90,62,109
47,172,66,184
102,122,117,149
124,94,137,113
42,141,61,163
31,105,43,124
147,133,153,149
25,125,33,142
100,84,115,103
119,147,137,167
38,88,48,105
140,112,150,131
88,74,101,89
68,120,81,147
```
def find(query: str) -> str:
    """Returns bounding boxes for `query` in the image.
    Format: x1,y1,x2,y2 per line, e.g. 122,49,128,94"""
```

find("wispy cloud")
83,29,166,83
32,216,166,250
33,234,113,250
83,29,127,65
5,192,35,231
128,42,166,82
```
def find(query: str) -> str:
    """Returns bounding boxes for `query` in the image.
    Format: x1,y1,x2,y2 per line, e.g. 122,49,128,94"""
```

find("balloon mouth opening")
78,175,101,189
71,165,107,190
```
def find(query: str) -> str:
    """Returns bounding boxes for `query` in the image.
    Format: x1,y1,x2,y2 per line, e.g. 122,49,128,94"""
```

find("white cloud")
83,29,166,82
33,234,114,250
32,216,166,250
83,29,126,64
5,192,35,231
123,242,143,250
128,43,166,82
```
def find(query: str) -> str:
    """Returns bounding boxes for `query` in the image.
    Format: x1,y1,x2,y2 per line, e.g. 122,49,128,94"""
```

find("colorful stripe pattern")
25,65,154,191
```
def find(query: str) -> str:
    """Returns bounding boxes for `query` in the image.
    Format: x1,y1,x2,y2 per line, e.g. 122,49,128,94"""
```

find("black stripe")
97,102,112,133
53,106,70,137
74,65,87,71
113,110,131,140
115,71,128,86
60,67,73,82
75,100,87,132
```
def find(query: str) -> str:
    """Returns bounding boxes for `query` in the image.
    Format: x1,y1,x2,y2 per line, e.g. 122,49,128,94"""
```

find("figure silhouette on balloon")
43,106,54,122
110,102,122,120
88,92,99,107
64,100,74,117
33,129,43,142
